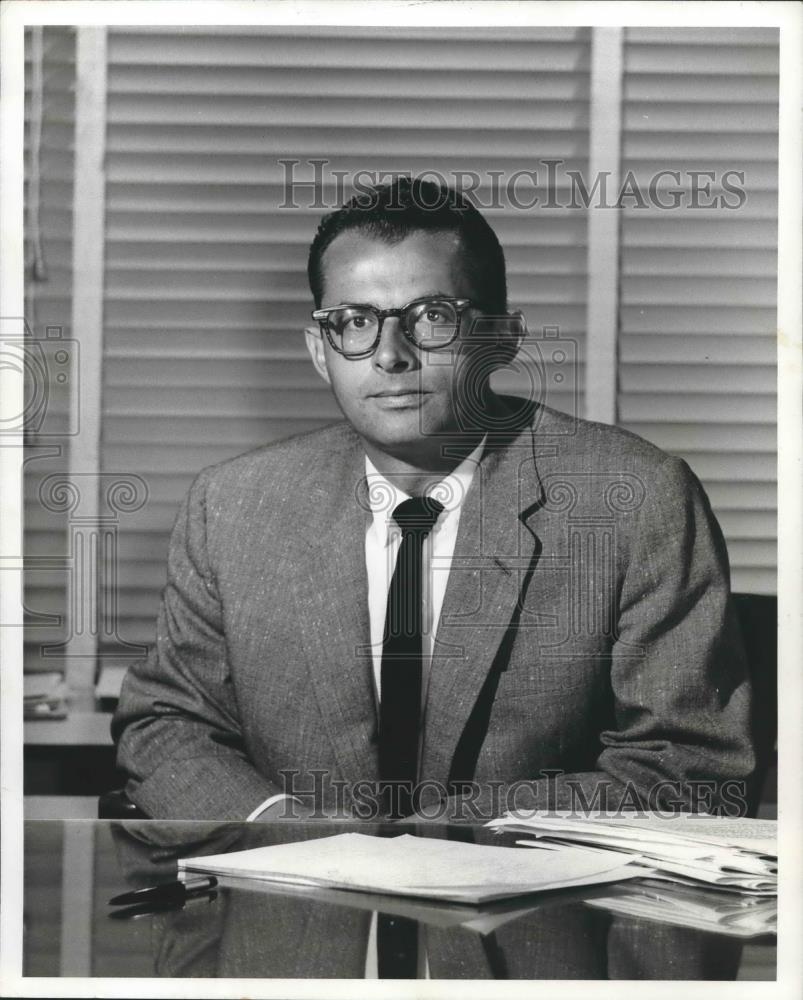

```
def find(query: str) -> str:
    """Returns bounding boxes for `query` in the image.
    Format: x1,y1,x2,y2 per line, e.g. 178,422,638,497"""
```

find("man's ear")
304,326,331,385
481,310,526,368
503,310,526,360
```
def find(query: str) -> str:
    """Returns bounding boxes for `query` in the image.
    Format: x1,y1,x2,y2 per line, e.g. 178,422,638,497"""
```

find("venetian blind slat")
102,26,592,645
618,26,778,595
23,27,77,672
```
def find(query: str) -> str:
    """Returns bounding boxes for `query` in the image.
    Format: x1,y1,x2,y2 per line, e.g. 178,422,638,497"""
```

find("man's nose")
372,316,418,372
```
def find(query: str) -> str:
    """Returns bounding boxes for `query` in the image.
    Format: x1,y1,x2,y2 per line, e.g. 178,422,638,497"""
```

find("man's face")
305,229,484,465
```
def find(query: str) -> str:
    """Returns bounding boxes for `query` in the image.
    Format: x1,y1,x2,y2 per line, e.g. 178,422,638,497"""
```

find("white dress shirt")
363,441,484,981
363,440,485,712
248,439,484,823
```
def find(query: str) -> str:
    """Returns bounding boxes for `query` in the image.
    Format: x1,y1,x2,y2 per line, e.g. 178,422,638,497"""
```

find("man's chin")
366,402,452,437
357,422,482,470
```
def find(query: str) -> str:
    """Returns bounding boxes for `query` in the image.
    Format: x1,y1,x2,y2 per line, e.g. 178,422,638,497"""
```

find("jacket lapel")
290,437,380,793
421,421,545,786
287,401,549,796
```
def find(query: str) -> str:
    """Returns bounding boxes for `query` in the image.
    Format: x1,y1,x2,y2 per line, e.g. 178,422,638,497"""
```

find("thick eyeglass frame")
311,295,475,360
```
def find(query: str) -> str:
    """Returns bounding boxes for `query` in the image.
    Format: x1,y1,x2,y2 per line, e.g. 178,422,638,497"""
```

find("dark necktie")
377,496,443,980
379,495,444,820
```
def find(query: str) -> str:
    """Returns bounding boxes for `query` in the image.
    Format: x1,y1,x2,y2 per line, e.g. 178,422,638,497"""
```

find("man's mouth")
369,388,431,407
370,389,428,397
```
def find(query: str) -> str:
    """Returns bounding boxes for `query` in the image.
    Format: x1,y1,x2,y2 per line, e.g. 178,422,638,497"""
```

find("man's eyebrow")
336,291,454,306
322,291,464,310
396,290,454,304
366,291,452,301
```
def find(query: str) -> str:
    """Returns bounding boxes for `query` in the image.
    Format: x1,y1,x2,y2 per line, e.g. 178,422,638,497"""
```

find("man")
113,177,754,821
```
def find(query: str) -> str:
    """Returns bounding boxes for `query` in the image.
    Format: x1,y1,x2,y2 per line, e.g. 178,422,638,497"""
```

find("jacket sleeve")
437,455,757,820
112,470,279,819
591,454,755,808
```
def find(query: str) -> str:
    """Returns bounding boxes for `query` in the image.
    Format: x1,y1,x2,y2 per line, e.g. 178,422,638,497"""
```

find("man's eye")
425,309,447,323
341,313,373,334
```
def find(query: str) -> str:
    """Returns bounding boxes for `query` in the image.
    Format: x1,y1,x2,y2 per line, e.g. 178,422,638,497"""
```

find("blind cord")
27,24,48,310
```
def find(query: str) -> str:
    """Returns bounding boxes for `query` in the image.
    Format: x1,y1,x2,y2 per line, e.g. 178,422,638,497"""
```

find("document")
487,812,777,896
584,879,777,938
178,831,644,905
23,671,69,719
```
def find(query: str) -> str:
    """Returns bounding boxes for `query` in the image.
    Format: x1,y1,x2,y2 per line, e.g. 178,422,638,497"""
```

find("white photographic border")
1,2,800,998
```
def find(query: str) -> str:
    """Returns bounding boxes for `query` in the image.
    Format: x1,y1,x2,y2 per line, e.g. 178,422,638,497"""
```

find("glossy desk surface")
23,819,776,980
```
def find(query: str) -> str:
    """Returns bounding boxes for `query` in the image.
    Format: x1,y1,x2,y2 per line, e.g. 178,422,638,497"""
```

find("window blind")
23,26,76,673
100,26,592,648
618,27,778,594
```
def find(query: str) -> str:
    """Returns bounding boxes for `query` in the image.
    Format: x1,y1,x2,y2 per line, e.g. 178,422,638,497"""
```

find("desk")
24,713,122,796
24,711,114,746
22,820,776,981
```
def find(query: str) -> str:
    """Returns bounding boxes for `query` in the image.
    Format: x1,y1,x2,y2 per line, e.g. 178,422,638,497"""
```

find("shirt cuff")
246,793,302,822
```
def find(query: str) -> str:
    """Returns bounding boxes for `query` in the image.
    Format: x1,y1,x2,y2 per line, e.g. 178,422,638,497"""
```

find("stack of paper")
178,832,645,905
486,812,777,895
584,879,777,938
24,671,69,719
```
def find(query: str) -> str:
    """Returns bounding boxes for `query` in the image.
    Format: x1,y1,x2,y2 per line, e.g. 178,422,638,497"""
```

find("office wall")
22,25,778,682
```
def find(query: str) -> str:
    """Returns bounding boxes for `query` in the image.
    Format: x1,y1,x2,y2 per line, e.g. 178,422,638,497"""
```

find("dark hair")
307,176,507,312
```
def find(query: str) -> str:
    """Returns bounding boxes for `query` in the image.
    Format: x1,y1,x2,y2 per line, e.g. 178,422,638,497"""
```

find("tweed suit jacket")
113,398,755,819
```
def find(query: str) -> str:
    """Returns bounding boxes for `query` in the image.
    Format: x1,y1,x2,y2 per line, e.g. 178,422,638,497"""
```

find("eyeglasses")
311,296,474,359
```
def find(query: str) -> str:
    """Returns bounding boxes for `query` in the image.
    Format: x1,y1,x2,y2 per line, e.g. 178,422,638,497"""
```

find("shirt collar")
364,438,485,543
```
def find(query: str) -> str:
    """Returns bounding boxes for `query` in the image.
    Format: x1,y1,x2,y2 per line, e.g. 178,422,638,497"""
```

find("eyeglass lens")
327,298,460,355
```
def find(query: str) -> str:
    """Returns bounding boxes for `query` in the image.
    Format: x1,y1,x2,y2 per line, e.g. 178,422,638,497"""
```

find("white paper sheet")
491,811,778,895
178,832,643,904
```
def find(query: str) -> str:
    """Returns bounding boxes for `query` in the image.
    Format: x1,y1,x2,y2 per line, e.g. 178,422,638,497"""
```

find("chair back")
732,592,777,816
98,787,147,819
